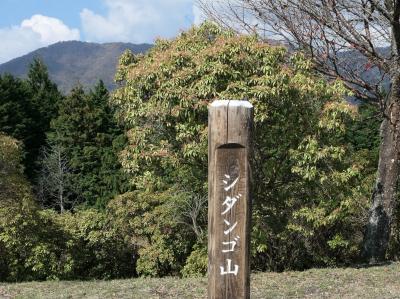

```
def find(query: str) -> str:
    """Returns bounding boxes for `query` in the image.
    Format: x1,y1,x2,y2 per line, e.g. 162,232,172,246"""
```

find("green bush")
181,243,208,278
108,190,197,277
52,209,136,279
0,206,137,282
0,133,54,281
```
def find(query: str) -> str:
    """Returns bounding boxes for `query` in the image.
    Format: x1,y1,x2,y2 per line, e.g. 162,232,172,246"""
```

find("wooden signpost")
208,100,253,299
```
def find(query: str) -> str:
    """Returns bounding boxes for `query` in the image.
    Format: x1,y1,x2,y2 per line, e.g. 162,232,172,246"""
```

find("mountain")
0,41,152,93
0,40,390,96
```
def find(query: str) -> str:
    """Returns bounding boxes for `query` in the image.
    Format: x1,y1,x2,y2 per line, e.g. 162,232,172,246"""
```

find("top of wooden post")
210,100,253,109
209,100,253,147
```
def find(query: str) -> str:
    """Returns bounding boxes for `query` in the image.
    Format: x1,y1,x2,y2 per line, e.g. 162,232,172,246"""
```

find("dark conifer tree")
0,59,62,180
0,74,32,144
48,81,128,208
26,58,63,178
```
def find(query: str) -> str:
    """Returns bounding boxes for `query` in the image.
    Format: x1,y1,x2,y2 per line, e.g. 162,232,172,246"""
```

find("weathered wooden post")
208,100,253,299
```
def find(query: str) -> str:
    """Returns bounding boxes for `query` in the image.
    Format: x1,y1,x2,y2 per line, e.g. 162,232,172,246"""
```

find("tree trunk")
58,149,65,213
362,72,400,263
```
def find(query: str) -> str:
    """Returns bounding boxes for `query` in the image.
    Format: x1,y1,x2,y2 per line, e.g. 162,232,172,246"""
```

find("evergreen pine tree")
0,59,62,180
0,73,33,163
49,81,128,208
26,58,63,178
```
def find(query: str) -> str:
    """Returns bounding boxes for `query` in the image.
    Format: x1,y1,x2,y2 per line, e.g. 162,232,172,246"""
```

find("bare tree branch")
36,144,77,212
198,0,392,106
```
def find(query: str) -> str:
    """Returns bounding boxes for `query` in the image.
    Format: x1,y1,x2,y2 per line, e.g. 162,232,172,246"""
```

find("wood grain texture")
208,100,253,299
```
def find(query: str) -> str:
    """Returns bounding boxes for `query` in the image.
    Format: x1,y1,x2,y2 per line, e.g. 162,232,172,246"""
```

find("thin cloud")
80,0,195,43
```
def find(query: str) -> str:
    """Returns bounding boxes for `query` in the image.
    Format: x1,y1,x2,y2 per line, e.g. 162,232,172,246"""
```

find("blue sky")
0,0,205,63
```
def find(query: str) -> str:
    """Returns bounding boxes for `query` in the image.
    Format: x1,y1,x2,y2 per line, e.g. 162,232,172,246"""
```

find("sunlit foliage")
112,23,372,275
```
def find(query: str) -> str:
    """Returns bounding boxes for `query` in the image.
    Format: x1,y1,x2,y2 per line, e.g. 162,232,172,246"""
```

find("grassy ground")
1,262,400,298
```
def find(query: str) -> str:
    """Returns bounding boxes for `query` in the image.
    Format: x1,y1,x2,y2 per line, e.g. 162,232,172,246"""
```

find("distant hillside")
0,41,152,93
338,47,390,90
0,41,389,95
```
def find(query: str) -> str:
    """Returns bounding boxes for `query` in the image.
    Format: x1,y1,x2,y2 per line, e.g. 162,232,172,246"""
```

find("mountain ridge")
0,41,152,93
0,41,389,95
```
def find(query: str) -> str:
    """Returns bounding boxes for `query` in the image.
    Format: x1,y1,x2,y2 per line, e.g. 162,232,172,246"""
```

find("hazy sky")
0,0,205,63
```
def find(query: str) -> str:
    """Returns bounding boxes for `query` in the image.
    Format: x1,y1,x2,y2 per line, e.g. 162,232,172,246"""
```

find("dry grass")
1,262,400,298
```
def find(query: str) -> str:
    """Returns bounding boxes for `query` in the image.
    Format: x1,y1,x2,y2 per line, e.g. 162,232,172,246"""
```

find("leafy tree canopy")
0,133,31,204
111,23,371,274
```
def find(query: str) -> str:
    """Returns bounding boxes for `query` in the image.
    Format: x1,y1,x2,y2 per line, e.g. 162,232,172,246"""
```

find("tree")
0,133,55,281
199,0,400,262
111,23,368,274
49,81,128,208
0,60,62,180
0,133,30,204
26,58,63,178
37,143,74,212
0,133,136,281
0,74,33,161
